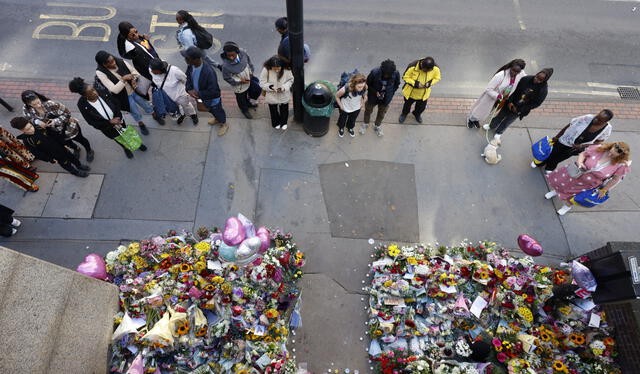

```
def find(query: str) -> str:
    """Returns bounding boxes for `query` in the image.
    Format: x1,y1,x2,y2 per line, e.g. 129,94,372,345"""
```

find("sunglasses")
24,92,37,101
614,144,625,154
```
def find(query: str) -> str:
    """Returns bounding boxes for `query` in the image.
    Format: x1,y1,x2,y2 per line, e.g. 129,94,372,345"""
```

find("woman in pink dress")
544,142,631,215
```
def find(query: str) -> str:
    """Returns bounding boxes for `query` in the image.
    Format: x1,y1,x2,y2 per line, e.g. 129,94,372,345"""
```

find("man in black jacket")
10,117,90,177
485,68,554,141
360,60,401,137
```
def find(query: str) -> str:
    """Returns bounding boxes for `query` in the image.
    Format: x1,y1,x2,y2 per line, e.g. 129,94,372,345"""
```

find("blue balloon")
219,242,238,262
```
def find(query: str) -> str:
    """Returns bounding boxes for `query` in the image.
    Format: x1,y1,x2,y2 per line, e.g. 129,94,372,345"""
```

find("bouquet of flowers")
104,217,305,374
366,240,621,374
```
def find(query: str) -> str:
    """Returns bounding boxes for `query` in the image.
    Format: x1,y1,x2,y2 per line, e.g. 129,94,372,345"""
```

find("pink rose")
497,352,508,363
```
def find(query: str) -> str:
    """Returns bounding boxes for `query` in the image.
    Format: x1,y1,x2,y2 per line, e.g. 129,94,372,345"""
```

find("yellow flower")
195,241,211,251
517,307,533,323
552,360,568,373
265,309,279,319
383,280,393,287
407,257,418,265
387,244,400,257
194,261,206,272
128,242,140,254
160,253,170,259
540,266,551,273
374,329,383,337
559,306,572,315
221,282,232,294
212,276,224,284
179,263,192,272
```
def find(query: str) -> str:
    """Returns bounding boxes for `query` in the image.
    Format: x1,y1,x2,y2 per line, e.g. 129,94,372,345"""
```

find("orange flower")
195,326,208,337
603,337,615,346
176,321,190,335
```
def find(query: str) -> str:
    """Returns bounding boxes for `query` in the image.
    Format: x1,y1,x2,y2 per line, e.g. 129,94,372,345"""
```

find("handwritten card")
470,296,488,319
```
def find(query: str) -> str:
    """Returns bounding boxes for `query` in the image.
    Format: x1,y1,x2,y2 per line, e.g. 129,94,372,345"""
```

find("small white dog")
481,139,502,164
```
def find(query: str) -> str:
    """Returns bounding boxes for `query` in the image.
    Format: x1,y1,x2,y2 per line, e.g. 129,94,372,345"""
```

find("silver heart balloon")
236,236,262,260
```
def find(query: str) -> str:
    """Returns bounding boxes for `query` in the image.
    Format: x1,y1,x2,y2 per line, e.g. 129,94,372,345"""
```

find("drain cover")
617,87,640,100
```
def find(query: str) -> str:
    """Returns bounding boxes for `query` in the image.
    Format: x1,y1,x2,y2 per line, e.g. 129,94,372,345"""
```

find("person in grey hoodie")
218,41,256,119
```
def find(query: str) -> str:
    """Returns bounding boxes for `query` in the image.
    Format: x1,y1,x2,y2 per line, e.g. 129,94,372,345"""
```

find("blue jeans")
128,92,154,122
152,88,179,117
203,97,226,124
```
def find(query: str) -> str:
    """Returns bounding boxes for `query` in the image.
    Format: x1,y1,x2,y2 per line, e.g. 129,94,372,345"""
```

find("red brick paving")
2,78,640,119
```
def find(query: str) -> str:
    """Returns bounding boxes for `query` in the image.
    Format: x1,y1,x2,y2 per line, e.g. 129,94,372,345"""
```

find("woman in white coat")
467,59,526,129
149,58,198,125
259,56,294,130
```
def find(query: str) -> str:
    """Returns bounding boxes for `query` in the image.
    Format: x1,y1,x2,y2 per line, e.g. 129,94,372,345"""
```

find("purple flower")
273,268,284,283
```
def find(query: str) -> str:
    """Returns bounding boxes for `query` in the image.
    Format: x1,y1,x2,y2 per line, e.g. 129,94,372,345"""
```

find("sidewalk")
1,78,640,373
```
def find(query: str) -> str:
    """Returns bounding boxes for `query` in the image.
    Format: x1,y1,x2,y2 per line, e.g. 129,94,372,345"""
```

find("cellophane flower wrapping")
366,241,621,374
105,228,305,373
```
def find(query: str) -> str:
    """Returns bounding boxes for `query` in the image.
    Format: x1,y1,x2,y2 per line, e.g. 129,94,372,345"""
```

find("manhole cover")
617,87,640,100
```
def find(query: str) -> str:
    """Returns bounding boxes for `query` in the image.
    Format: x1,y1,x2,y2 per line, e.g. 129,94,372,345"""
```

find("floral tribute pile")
105,219,306,374
366,241,620,374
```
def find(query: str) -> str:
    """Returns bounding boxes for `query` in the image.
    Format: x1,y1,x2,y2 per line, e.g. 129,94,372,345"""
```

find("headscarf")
537,68,554,82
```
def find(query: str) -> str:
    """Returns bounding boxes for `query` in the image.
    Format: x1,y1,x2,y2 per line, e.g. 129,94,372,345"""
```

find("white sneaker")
482,124,491,130
545,170,552,175
275,125,281,129
374,125,383,137
557,205,572,215
281,124,287,130
530,161,537,168
11,218,21,227
11,228,17,236
493,134,501,141
359,123,369,135
545,190,557,200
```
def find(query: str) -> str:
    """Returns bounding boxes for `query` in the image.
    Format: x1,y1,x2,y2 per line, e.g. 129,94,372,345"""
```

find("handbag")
570,188,609,208
114,125,142,151
531,136,554,165
566,162,584,178
247,75,263,100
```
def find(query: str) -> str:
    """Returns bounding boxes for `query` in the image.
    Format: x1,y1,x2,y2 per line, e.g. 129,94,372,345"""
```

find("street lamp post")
286,0,305,123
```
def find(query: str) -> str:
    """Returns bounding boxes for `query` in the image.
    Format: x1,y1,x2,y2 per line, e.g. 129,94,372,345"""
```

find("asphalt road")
1,0,640,98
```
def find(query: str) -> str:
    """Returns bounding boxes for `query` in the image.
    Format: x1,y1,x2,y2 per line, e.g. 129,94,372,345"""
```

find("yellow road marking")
32,21,110,41
149,15,223,33
154,7,223,17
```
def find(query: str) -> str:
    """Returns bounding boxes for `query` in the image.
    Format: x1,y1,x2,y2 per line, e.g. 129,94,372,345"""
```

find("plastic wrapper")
142,312,174,346
571,260,597,292
112,312,145,341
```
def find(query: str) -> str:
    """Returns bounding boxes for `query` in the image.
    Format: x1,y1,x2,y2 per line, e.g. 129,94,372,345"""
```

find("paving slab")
0,172,57,217
93,128,208,221
0,240,120,270
319,160,419,242
295,274,370,374
255,168,330,233
0,218,193,241
42,173,103,219
561,212,640,257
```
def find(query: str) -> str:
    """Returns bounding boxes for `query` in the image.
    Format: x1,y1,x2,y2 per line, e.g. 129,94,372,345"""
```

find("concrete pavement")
1,95,639,372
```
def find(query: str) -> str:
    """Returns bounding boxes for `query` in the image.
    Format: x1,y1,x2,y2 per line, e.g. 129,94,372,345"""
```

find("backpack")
188,26,214,50
333,69,359,108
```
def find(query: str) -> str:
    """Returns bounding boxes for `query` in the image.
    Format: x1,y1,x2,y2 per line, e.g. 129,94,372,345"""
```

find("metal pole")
286,0,304,123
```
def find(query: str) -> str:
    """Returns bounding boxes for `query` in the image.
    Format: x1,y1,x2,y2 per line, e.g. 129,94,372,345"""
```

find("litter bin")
302,80,336,137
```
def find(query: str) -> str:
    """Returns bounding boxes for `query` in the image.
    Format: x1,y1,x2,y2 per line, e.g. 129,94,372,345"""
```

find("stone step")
0,246,118,374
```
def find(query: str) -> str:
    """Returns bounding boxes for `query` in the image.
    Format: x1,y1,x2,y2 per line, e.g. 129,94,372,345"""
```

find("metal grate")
617,87,640,100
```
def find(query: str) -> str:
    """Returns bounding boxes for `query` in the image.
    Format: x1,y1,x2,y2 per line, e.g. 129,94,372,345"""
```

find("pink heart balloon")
237,213,256,237
517,234,543,257
222,216,246,246
76,253,108,280
256,226,270,253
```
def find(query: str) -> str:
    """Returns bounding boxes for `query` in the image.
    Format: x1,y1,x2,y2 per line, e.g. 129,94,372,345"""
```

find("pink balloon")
237,213,256,237
223,216,246,246
76,253,108,280
256,226,270,253
517,234,543,257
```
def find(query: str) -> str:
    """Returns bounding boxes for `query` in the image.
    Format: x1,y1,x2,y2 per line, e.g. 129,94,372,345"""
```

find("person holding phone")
399,57,441,124
22,90,94,162
259,56,293,130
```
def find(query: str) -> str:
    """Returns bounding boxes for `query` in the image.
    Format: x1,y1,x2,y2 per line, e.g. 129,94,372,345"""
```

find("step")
0,246,118,374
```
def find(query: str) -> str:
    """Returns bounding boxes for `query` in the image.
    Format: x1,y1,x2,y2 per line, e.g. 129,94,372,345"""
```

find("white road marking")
587,82,621,89
513,0,527,30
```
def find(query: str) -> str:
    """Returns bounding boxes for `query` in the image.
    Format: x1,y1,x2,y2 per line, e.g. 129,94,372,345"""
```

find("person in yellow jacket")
399,57,441,124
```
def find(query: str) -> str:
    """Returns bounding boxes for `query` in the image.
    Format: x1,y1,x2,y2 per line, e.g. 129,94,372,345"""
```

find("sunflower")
552,360,568,373
212,276,224,284
195,326,208,337
541,331,551,342
203,283,216,291
176,321,190,335
180,263,192,272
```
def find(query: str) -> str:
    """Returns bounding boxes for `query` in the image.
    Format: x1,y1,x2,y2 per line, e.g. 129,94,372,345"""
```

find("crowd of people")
0,11,633,236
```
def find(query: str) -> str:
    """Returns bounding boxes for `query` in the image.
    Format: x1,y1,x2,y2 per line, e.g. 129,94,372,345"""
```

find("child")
335,73,367,137
259,56,294,130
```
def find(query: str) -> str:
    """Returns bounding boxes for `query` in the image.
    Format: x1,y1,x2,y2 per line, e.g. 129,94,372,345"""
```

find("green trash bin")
302,80,336,137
